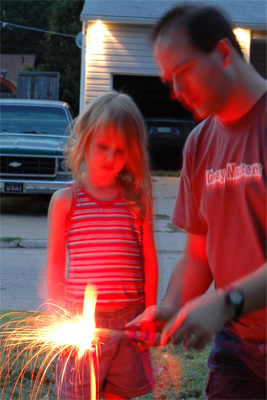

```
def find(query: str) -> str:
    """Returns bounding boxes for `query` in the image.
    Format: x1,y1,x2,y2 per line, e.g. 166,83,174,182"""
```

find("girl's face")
86,123,128,185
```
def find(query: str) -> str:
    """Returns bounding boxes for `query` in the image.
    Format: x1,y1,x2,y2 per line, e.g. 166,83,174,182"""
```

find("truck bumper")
0,179,74,195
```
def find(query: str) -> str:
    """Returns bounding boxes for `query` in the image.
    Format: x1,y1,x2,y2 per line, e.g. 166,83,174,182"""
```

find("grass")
152,170,181,177
0,310,211,400
155,214,170,220
134,345,210,400
0,237,22,242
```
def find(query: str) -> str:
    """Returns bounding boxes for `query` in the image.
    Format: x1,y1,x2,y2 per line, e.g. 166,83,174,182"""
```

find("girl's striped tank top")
65,185,145,308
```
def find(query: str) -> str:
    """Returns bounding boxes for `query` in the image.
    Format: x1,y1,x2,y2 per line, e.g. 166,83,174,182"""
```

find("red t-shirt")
172,92,267,341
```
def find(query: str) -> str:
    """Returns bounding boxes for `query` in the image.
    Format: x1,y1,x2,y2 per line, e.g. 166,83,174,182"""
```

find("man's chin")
191,109,205,123
182,103,205,123
179,100,207,122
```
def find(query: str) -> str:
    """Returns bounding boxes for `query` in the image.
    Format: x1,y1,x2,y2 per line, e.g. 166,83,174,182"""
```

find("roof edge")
81,15,266,30
80,15,155,24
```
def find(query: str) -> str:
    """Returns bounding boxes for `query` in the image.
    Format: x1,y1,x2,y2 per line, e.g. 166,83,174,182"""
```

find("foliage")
1,0,54,55
38,0,84,115
152,170,181,177
133,345,210,400
0,344,210,400
20,65,35,72
1,309,210,400
1,0,83,115
0,237,22,242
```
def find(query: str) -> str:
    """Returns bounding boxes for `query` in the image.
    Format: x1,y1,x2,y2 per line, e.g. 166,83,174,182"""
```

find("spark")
0,285,99,399
0,287,182,399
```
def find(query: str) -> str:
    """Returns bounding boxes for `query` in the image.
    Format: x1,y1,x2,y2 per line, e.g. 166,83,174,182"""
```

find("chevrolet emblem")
9,161,22,168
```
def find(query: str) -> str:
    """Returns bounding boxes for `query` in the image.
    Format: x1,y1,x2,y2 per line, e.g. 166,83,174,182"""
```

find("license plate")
4,182,24,193
157,127,172,133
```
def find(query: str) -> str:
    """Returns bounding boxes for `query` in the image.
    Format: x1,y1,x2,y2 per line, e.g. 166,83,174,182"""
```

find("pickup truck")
0,99,74,196
145,118,195,170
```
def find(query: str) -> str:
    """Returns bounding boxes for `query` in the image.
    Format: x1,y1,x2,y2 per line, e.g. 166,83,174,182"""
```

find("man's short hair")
152,3,243,58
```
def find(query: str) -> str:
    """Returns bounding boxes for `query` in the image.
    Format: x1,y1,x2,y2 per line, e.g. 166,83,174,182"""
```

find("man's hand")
160,290,232,350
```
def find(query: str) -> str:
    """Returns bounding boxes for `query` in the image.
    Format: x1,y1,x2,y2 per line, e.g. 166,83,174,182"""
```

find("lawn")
0,311,211,400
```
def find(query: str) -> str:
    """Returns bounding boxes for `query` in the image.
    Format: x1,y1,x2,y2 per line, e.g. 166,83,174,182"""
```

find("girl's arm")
161,233,213,310
142,216,158,308
46,187,72,309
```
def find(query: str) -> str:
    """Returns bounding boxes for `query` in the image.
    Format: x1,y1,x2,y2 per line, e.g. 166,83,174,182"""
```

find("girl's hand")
125,306,159,349
125,305,174,349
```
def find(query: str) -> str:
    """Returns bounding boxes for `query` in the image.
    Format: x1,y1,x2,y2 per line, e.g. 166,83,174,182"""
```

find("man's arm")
161,263,267,349
142,216,158,308
126,232,213,331
159,232,213,316
233,263,267,315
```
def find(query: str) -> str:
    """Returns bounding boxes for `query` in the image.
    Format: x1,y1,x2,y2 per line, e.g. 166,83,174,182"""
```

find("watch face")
229,290,243,305
226,289,244,320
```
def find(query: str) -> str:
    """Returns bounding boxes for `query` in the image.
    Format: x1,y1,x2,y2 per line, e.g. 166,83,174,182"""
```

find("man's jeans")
205,327,266,399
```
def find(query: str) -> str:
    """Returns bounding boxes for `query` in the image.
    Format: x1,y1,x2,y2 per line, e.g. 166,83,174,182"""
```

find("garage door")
112,74,195,170
250,38,266,79
112,74,193,120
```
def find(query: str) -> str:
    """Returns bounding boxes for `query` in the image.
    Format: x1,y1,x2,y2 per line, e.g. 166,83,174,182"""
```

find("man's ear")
215,38,232,68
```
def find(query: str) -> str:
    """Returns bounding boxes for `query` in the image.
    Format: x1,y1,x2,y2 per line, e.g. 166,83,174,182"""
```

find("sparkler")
1,286,181,400
0,285,99,400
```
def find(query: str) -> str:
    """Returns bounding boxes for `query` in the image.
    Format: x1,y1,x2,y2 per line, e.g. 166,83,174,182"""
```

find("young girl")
46,91,158,400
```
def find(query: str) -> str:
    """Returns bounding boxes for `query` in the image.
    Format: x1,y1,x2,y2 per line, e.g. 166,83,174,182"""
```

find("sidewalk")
0,177,186,309
0,176,185,251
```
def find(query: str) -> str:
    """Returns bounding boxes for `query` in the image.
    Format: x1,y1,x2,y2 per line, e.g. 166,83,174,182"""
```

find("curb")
0,239,47,249
0,231,186,251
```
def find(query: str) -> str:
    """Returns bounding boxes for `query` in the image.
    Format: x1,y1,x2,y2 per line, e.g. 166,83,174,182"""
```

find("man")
129,3,267,399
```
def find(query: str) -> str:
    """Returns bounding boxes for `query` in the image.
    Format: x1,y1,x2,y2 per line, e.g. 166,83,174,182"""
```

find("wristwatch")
225,288,245,320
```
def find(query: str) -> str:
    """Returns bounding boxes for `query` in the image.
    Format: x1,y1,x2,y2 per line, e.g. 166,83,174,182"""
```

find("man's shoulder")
186,116,215,144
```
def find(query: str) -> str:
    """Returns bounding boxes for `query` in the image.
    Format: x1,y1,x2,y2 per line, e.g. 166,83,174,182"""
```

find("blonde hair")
65,91,153,219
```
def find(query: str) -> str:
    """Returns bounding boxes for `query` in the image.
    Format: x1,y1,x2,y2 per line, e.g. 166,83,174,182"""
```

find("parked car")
145,118,195,170
0,99,74,196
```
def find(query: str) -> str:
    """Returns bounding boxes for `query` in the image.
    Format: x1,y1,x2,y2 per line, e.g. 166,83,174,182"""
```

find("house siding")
81,3,266,110
84,23,158,104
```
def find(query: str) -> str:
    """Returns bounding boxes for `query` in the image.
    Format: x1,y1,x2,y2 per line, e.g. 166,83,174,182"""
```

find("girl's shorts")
56,303,154,399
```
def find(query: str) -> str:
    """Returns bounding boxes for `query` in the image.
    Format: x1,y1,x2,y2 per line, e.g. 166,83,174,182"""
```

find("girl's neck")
81,175,121,201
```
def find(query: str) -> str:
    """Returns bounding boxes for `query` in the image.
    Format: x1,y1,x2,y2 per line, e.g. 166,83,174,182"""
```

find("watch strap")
225,287,245,320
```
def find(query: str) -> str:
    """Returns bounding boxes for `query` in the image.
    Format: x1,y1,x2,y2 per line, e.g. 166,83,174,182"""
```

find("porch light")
234,28,251,62
87,20,108,55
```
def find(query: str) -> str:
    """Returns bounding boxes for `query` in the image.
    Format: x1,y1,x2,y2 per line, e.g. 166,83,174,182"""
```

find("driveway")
0,177,186,311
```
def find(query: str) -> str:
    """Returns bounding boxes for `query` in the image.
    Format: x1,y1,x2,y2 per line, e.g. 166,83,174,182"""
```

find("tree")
1,0,54,55
38,0,84,115
1,0,84,115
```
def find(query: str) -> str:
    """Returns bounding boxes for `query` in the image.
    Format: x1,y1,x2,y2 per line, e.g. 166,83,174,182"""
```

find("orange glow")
87,20,109,55
85,20,130,72
0,289,186,398
0,285,98,399
23,285,97,359
234,28,251,61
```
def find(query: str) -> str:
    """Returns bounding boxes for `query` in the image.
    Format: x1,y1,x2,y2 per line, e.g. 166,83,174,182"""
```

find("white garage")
79,0,266,116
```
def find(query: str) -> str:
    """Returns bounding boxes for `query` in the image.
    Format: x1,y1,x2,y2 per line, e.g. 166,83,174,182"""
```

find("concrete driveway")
0,177,186,311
